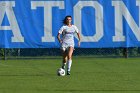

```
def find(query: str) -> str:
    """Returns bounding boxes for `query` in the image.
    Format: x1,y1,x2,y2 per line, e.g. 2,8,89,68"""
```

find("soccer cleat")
62,66,65,69
67,71,70,75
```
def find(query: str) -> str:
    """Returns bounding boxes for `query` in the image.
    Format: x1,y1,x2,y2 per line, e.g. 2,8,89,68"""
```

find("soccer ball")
57,68,65,76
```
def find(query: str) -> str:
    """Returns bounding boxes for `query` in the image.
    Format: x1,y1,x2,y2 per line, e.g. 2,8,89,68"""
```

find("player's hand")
59,40,63,44
78,41,80,47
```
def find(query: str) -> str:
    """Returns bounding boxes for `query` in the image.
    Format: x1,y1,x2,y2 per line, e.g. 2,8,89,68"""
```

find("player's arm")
57,26,64,44
77,32,81,47
74,25,81,47
57,33,62,44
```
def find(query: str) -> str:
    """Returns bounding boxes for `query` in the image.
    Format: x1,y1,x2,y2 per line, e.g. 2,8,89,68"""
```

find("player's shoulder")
63,25,69,27
72,25,77,28
61,25,67,28
71,25,78,29
61,25,77,29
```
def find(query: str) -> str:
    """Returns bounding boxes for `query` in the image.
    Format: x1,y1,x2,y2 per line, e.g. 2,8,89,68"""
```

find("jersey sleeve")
58,26,64,34
74,25,79,33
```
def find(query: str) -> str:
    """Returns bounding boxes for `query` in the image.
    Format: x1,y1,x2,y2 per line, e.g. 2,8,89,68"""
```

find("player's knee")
63,57,67,61
68,56,72,60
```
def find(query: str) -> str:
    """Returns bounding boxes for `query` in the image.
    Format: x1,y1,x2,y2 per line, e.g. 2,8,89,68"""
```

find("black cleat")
67,71,70,75
62,66,65,69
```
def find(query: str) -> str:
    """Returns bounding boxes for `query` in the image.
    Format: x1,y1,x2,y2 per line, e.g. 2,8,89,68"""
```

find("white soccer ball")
57,68,65,76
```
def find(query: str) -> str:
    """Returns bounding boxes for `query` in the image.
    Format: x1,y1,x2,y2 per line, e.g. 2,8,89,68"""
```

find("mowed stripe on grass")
0,58,140,93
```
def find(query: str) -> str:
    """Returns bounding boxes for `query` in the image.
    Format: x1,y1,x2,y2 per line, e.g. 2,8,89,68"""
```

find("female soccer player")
57,15,81,75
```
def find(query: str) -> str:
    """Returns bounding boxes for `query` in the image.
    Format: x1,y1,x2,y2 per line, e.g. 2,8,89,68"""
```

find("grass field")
0,57,140,93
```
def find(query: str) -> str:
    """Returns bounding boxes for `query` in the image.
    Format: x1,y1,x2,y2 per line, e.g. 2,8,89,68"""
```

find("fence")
0,47,140,60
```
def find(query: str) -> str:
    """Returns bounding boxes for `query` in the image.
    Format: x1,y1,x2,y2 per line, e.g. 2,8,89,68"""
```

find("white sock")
67,59,72,72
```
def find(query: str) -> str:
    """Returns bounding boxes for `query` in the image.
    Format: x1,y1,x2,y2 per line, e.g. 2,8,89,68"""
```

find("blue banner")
0,0,140,48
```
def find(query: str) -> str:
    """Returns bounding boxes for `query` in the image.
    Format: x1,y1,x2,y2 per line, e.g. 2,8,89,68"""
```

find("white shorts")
60,42,74,51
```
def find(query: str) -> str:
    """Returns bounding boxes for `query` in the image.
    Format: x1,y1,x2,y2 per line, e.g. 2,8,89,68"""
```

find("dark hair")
63,15,72,25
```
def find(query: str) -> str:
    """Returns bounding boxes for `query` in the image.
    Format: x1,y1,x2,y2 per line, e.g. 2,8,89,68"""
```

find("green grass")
0,57,140,93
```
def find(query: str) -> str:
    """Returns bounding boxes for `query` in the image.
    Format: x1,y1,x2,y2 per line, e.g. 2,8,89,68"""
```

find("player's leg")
67,47,74,75
61,50,67,69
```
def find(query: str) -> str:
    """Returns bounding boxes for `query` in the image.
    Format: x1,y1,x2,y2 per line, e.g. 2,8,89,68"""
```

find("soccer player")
57,15,81,75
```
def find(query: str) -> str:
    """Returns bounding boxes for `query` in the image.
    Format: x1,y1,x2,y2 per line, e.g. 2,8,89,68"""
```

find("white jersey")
59,25,79,48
